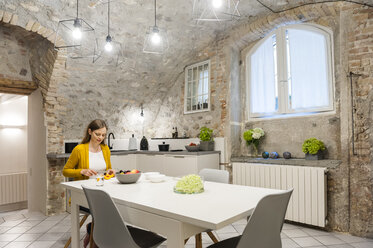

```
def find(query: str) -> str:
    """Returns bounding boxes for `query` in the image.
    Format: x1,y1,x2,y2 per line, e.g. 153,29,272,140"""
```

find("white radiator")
0,172,27,205
233,163,327,227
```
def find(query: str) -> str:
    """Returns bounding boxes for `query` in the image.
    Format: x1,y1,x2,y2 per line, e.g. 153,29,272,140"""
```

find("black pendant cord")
76,0,79,18
256,0,373,14
108,0,110,36
154,0,157,27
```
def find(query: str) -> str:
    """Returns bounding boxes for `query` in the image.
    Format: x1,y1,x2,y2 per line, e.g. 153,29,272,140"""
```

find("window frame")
246,23,335,119
184,59,211,114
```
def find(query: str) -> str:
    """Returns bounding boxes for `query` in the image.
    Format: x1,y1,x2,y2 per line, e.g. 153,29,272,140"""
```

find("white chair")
188,169,229,248
82,186,166,248
206,189,293,248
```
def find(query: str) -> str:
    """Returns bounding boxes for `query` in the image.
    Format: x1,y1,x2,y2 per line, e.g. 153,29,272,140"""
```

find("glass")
96,171,105,186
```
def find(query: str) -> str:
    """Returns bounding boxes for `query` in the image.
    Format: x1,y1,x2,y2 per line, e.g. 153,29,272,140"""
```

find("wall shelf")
231,157,341,168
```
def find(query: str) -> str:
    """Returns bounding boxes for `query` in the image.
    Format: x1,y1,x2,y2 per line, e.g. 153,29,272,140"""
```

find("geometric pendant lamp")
192,0,241,23
143,0,169,54
54,0,97,60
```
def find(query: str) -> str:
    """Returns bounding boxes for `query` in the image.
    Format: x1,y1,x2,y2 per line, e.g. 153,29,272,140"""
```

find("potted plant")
199,126,214,151
302,138,326,160
243,128,265,157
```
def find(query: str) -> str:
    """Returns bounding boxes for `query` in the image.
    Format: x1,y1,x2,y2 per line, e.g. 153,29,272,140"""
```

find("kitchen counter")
47,150,220,159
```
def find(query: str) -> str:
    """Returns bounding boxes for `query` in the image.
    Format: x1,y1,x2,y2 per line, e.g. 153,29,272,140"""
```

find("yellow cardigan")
62,143,112,180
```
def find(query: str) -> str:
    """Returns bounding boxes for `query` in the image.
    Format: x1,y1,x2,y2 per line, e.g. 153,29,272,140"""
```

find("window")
246,24,334,118
184,60,210,114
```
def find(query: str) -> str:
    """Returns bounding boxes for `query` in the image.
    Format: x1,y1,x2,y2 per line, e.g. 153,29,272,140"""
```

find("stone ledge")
231,157,342,168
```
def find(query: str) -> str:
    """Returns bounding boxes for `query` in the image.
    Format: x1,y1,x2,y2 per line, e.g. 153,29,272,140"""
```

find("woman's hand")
107,169,115,176
80,169,97,177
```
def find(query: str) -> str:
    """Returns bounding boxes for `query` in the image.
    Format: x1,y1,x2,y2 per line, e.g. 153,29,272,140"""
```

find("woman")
63,119,114,248
63,119,115,179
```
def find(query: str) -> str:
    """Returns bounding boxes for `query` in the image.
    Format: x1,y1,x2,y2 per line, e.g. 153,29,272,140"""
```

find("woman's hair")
81,119,108,144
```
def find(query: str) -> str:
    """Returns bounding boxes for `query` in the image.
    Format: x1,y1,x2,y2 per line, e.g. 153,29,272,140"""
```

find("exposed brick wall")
346,6,373,237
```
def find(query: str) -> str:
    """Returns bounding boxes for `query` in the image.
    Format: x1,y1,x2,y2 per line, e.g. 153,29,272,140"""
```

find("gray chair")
188,169,230,247
82,186,166,248
207,189,293,248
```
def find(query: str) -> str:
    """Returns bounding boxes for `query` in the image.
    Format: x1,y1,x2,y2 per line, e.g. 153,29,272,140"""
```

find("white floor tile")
0,221,24,228
27,241,56,248
0,242,8,248
37,232,65,241
283,229,310,238
302,227,330,236
282,238,301,248
0,228,11,234
232,224,246,234
16,221,41,228
327,244,354,248
0,234,21,242
3,241,31,248
292,236,323,247
215,225,237,234
14,233,42,242
350,242,373,248
314,235,346,245
46,225,70,233
282,223,301,230
334,233,372,243
5,227,32,234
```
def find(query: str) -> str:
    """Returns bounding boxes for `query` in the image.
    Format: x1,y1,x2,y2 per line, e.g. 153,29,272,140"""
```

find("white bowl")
144,172,161,180
148,174,166,183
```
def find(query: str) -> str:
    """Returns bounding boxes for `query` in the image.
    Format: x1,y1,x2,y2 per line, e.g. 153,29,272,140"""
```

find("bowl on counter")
144,172,160,180
185,145,200,152
116,172,141,184
148,174,166,183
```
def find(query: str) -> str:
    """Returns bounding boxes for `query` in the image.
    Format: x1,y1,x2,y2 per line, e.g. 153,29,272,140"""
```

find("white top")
61,176,284,230
89,151,106,178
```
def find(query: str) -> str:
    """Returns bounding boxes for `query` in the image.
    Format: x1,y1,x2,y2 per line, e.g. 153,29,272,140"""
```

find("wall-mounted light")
139,104,145,123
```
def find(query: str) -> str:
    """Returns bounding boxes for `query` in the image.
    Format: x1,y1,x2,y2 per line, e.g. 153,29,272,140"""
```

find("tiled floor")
0,209,372,248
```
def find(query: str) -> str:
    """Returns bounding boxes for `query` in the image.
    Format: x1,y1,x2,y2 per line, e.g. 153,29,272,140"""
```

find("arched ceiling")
0,0,371,103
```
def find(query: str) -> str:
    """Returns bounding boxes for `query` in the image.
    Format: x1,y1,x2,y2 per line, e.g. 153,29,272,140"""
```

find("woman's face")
88,127,107,145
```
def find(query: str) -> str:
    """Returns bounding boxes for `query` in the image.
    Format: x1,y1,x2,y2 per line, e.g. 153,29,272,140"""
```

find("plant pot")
199,141,214,151
305,150,324,160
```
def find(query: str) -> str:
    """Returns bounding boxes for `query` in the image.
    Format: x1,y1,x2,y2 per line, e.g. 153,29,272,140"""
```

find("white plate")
149,174,166,183
144,172,161,180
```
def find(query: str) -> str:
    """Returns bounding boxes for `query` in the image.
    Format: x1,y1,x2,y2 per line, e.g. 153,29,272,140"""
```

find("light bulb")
72,27,82,39
212,0,223,9
105,41,113,52
151,32,161,45
72,19,82,40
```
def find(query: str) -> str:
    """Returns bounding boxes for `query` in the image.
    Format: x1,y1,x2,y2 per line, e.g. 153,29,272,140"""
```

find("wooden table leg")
195,233,202,248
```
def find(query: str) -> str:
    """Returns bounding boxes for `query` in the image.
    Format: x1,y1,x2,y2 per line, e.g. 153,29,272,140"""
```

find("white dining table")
61,175,284,248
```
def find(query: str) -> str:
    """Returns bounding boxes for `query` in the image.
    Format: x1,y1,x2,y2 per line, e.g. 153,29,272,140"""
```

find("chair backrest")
199,168,229,184
237,189,293,248
82,186,140,248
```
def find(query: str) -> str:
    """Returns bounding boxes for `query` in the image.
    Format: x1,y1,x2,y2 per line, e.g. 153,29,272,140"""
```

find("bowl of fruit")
116,169,141,184
185,143,200,152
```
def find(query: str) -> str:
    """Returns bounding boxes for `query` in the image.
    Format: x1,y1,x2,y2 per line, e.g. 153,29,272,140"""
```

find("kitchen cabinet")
136,154,164,173
111,154,137,171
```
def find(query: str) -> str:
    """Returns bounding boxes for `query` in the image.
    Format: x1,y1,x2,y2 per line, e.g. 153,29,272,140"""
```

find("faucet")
108,132,115,150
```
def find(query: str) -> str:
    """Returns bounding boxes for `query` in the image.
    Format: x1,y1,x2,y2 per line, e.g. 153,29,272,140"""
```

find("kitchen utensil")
158,142,170,151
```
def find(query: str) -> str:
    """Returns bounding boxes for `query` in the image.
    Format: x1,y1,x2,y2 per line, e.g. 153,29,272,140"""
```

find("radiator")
0,172,27,205
233,163,327,227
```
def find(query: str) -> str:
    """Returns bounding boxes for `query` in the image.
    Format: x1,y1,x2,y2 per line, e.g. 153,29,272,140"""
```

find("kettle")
140,136,149,150
128,134,137,150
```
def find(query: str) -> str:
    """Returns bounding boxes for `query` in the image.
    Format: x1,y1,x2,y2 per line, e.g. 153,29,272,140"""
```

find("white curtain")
287,28,329,110
250,35,277,114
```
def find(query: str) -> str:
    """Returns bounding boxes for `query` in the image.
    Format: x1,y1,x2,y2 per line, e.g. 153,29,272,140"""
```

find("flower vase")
252,144,259,157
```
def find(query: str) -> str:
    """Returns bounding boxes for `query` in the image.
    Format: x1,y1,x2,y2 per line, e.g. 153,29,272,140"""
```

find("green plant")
243,128,265,156
302,138,325,155
199,127,213,141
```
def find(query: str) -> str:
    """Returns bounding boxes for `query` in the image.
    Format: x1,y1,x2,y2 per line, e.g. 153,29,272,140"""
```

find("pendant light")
192,0,241,23
143,0,169,54
54,0,97,60
93,0,124,66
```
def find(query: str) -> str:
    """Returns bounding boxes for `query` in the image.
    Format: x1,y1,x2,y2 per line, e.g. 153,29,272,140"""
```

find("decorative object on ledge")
199,126,214,151
143,0,169,54
302,137,325,160
54,0,97,60
283,152,291,159
93,0,124,66
192,0,241,23
140,136,149,150
269,152,279,159
262,151,269,159
243,127,265,157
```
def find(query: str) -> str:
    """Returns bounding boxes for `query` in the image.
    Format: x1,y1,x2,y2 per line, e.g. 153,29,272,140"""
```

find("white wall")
27,89,47,214
0,95,28,174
